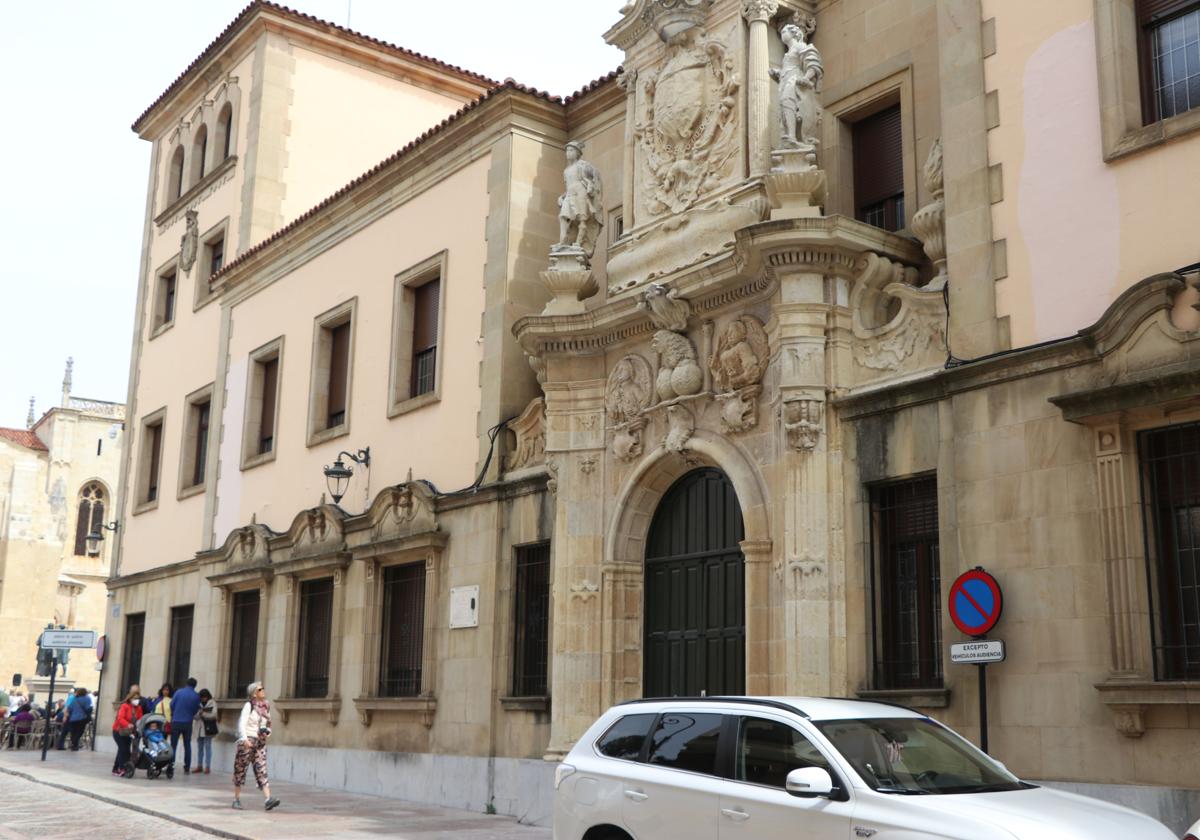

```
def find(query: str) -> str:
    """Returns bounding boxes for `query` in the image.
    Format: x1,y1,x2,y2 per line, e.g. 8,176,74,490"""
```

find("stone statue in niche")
652,330,703,402
607,355,654,462
771,17,823,151
554,141,603,262
180,209,199,273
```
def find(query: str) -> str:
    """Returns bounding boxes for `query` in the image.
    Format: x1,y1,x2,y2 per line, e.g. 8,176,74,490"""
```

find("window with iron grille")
512,542,551,697
121,613,146,693
228,590,260,697
869,475,942,690
410,278,440,398
295,577,334,698
1138,421,1200,680
167,605,194,687
853,104,905,232
1137,0,1200,123
380,563,426,697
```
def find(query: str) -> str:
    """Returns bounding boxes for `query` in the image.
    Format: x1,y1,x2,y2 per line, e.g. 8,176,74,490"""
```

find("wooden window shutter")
1137,0,1196,24
327,321,351,425
259,358,278,449
412,279,440,354
853,104,904,210
147,423,163,501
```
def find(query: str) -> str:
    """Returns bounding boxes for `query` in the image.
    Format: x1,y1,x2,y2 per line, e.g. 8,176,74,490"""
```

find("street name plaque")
39,629,97,649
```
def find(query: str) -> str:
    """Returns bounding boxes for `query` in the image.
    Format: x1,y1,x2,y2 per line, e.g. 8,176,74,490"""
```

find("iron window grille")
167,605,194,687
1137,1,1200,123
121,613,146,693
512,542,551,697
227,590,260,698
295,577,334,698
869,475,943,690
1138,421,1200,681
380,562,426,697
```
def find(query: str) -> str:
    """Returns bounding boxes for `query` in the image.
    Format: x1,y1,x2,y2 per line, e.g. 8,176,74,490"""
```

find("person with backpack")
231,681,280,811
196,688,217,774
112,688,143,776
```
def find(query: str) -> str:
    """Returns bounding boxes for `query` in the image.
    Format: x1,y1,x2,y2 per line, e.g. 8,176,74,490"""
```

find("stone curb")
0,764,250,840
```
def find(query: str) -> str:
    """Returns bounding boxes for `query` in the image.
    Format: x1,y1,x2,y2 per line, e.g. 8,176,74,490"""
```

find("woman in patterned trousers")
232,681,280,811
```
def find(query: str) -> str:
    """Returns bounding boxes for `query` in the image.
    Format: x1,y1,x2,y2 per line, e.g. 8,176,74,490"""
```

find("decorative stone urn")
765,148,826,220
539,247,598,315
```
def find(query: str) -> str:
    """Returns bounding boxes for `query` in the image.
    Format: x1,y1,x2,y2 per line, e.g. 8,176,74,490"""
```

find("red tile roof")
564,68,621,104
132,1,499,132
0,428,47,452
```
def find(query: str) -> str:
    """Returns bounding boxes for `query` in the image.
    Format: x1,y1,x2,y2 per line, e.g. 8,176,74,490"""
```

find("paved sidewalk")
0,749,551,839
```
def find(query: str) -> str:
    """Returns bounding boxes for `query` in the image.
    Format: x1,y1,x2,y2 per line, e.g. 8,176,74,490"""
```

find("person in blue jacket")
169,677,202,774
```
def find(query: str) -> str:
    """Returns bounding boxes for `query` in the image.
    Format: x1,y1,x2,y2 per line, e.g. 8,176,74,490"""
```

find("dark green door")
644,468,745,697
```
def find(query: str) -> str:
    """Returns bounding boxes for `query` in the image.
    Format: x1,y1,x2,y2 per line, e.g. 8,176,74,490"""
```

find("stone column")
743,0,780,177
741,539,775,694
617,68,638,232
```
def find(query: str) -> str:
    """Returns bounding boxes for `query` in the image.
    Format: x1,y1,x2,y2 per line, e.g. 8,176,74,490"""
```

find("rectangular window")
327,321,351,428
154,268,177,332
121,612,146,692
180,389,212,493
512,542,551,697
308,301,355,443
853,104,905,232
380,562,426,697
1138,1,1200,123
207,234,225,277
228,589,260,698
167,605,194,687
296,577,334,698
1138,421,1200,680
410,279,439,398
869,475,942,690
242,338,282,466
193,401,209,486
137,412,165,507
389,254,445,415
259,357,278,454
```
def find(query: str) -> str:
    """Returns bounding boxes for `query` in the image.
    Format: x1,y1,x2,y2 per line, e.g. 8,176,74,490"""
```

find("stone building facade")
0,363,124,695
104,0,1200,831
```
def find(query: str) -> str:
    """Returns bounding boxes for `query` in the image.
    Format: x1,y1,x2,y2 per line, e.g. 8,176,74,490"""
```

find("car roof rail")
616,696,810,719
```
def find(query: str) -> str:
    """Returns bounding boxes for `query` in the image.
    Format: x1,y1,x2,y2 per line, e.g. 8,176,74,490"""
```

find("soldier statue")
34,623,55,677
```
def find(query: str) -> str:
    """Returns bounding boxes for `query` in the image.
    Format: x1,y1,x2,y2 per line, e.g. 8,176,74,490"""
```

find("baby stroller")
124,712,175,780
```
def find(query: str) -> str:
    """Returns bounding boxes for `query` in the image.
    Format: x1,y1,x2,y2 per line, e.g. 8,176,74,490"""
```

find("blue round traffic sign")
949,568,1003,637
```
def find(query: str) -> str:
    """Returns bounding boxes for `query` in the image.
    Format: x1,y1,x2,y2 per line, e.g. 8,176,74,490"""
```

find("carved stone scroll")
506,397,546,472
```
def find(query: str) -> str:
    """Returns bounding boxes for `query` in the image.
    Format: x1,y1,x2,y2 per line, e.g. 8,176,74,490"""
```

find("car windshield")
815,717,1025,795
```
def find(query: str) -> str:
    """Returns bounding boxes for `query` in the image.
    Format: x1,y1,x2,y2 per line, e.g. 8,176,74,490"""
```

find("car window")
645,712,723,775
735,716,831,788
596,713,657,760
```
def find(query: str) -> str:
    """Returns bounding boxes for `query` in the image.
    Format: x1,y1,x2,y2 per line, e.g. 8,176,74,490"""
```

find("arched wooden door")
643,468,745,697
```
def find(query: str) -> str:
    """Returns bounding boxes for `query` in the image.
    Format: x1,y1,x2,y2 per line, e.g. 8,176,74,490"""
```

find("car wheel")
583,827,634,840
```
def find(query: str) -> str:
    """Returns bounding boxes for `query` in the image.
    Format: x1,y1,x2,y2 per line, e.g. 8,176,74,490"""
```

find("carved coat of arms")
636,25,740,217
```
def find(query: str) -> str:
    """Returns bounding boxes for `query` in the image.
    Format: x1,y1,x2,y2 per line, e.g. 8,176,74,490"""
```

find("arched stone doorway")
643,467,746,697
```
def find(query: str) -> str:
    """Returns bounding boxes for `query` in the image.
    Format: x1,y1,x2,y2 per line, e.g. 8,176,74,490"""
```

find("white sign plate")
449,585,480,629
40,630,97,649
950,639,1005,664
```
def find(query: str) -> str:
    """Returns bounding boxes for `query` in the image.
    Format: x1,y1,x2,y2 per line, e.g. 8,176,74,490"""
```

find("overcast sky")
0,1,622,430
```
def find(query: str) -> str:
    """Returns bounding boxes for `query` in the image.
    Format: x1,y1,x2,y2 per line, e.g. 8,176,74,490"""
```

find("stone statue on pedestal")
34,623,54,677
771,18,823,151
554,141,603,261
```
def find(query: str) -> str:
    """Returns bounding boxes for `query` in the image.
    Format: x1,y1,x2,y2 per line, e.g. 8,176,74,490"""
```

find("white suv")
553,696,1180,840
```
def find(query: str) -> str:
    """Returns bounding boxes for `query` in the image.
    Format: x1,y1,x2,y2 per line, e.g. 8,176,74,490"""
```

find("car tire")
583,828,634,840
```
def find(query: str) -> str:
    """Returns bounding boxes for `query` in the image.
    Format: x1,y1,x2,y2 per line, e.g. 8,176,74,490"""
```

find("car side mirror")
785,767,835,798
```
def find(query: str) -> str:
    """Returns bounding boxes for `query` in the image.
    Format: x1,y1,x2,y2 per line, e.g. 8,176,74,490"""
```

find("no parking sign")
949,568,1003,637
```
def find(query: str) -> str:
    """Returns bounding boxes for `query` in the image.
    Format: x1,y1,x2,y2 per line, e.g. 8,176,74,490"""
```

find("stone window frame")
820,66,919,232
273,555,350,725
353,538,445,728
387,253,447,418
193,217,230,311
306,297,357,447
209,574,271,707
150,254,181,339
1094,0,1200,160
176,382,214,500
240,336,285,470
133,406,167,515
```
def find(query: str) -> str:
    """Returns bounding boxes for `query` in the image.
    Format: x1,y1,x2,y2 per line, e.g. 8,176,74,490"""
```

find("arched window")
169,145,185,201
191,124,208,183
217,103,234,160
73,482,106,556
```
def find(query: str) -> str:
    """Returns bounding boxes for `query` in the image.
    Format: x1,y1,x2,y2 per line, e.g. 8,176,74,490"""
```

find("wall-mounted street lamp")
323,447,370,504
85,521,119,556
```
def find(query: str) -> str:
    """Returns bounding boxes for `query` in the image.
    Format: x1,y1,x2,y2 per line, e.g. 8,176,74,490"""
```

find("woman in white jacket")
231,681,280,811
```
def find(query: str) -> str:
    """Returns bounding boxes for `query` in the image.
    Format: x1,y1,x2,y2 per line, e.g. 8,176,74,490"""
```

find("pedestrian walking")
170,677,202,774
232,681,280,811
196,689,217,774
152,683,173,724
65,687,92,750
112,688,143,776
55,692,75,749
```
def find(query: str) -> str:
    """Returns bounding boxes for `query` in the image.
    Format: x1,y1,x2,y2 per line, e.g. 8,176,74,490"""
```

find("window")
169,146,185,201
136,410,165,508
154,266,177,332
512,542,551,696
869,475,942,690
1138,421,1200,680
191,123,208,183
1138,1,1200,122
308,300,355,443
228,589,260,697
180,388,212,494
167,605,194,687
853,104,905,232
389,253,445,415
218,103,234,160
242,338,283,466
121,612,146,692
73,481,106,556
207,234,224,277
646,712,724,775
380,562,426,697
194,220,230,309
296,577,334,698
596,713,657,761
734,717,831,788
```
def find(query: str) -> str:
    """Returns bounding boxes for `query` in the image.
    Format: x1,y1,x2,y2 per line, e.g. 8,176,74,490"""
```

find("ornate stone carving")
528,354,546,385
772,16,822,151
545,456,560,495
554,141,604,263
853,309,945,371
180,209,199,273
506,397,546,472
613,417,647,462
636,23,740,217
540,248,598,316
664,403,695,452
652,330,703,402
580,455,598,475
710,315,770,392
1111,704,1146,738
911,138,947,287
234,525,269,566
569,580,600,602
639,283,692,331
783,397,823,451
741,0,779,24
607,355,654,427
715,385,762,434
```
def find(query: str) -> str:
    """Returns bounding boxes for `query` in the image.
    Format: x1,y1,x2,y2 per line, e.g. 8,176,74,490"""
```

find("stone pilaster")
617,68,638,232
743,0,780,177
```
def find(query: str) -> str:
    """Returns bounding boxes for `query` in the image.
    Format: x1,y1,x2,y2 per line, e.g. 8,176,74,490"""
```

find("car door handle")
720,808,750,822
623,789,648,802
